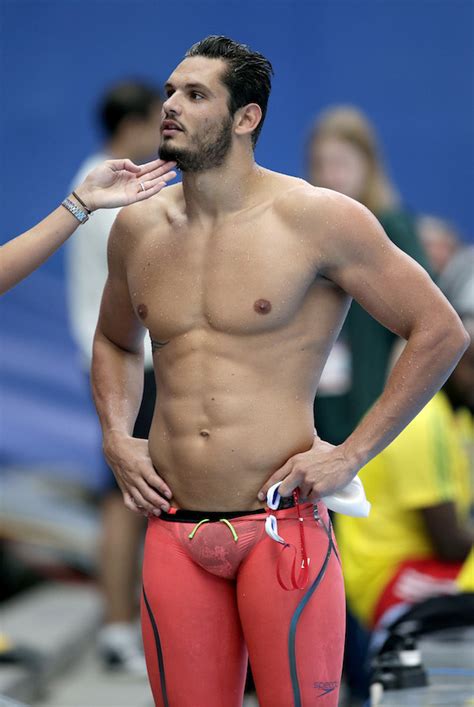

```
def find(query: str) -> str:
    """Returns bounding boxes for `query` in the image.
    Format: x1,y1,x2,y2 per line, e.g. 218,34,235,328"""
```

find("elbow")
433,312,470,361
459,323,471,352
450,318,470,357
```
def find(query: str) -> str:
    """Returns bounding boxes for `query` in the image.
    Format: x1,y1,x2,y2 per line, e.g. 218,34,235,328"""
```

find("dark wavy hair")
185,36,274,147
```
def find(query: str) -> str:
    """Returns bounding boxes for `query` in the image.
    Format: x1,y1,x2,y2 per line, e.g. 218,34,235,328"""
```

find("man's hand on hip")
103,431,172,517
257,436,357,502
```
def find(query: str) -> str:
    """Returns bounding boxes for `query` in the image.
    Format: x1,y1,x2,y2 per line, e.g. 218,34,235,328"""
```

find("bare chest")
126,214,317,339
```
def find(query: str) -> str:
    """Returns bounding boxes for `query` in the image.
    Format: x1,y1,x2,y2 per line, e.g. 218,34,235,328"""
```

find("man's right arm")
92,211,172,516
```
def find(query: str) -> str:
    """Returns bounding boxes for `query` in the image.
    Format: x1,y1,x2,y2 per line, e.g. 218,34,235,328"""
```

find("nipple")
254,299,272,315
137,303,148,319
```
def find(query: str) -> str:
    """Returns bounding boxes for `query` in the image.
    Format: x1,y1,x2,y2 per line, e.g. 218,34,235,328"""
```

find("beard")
159,115,233,172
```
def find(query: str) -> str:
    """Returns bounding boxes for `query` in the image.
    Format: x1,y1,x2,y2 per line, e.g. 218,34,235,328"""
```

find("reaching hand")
74,158,177,211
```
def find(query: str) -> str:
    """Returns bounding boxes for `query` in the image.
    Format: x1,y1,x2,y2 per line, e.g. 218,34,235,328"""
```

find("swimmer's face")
159,57,234,172
308,136,369,201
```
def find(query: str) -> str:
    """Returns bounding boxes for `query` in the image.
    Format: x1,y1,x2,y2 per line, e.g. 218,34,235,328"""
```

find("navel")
199,429,210,438
254,298,272,315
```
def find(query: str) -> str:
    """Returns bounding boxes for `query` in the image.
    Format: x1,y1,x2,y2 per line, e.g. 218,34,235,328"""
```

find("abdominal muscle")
147,349,319,511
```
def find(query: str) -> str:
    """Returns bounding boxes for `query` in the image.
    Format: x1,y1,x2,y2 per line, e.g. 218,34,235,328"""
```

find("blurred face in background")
417,216,459,276
123,100,162,160
308,136,369,202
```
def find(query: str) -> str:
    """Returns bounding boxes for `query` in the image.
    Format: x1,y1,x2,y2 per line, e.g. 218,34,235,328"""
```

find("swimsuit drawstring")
188,518,239,542
219,518,239,542
188,518,210,539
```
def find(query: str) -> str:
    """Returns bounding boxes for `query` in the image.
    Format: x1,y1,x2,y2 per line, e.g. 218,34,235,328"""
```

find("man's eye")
191,92,204,100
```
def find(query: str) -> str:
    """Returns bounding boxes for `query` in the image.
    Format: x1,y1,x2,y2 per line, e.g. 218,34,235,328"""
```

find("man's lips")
161,120,184,134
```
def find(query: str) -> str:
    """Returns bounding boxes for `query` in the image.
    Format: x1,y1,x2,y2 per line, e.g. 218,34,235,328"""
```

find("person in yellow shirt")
336,316,473,629
457,547,474,592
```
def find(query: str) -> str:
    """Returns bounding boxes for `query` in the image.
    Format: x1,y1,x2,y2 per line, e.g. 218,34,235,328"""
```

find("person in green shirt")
307,106,430,443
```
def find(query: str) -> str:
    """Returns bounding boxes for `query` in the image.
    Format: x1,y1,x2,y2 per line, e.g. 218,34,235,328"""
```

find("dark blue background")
1,0,473,485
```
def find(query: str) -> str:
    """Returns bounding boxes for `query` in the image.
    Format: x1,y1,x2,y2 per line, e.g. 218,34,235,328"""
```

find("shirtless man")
91,36,469,707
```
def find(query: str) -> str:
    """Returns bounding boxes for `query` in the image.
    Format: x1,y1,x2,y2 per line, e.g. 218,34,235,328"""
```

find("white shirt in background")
66,152,153,370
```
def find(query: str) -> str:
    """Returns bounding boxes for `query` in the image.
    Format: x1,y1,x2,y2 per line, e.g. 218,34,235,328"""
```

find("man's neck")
181,150,263,221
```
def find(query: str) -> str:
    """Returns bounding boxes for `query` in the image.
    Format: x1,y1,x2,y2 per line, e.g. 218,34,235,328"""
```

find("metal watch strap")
61,197,89,224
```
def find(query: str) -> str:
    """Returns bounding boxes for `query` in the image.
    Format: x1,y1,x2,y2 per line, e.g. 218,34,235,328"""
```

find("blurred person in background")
418,215,474,331
438,243,474,316
417,214,461,278
66,80,163,674
307,106,430,447
307,105,432,705
335,306,473,633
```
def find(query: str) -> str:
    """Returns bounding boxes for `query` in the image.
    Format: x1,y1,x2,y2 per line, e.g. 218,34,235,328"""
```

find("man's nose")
163,94,181,115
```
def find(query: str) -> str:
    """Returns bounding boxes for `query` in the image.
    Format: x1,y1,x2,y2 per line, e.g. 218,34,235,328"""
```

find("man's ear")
234,103,262,138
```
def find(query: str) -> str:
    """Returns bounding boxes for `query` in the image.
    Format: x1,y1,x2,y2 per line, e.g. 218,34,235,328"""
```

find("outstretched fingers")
108,158,142,173
136,158,177,177
140,165,177,183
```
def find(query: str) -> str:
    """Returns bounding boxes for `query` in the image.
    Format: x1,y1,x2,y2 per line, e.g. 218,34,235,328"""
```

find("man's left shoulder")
274,183,379,256
274,181,370,230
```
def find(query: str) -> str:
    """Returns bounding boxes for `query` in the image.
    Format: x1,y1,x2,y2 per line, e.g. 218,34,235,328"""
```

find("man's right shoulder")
112,182,182,241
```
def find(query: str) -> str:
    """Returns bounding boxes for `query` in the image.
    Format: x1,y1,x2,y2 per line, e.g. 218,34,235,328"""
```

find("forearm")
0,203,81,294
91,329,145,441
342,319,469,470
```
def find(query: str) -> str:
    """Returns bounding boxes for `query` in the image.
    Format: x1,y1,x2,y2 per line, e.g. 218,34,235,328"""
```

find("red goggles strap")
276,490,310,591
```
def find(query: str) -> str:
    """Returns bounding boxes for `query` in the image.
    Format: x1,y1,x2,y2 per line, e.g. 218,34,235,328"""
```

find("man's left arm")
259,194,469,501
